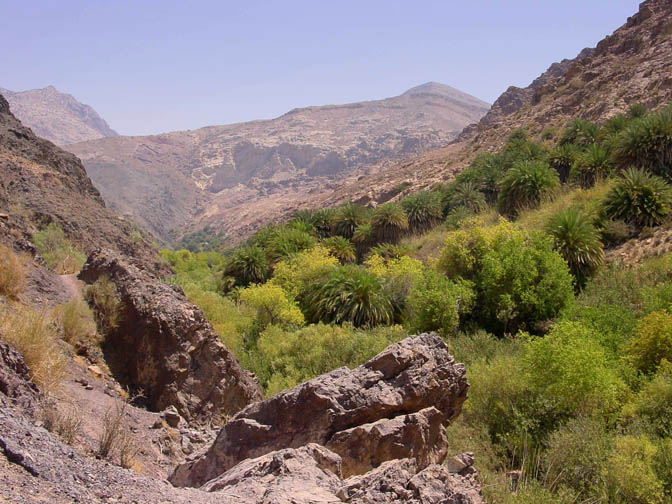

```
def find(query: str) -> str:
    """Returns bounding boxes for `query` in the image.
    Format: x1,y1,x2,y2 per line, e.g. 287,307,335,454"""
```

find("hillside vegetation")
162,103,672,502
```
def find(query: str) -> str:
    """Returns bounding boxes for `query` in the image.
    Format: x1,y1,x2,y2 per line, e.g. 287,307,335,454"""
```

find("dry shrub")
40,398,82,445
53,299,97,345
97,397,139,469
0,306,66,393
0,244,25,299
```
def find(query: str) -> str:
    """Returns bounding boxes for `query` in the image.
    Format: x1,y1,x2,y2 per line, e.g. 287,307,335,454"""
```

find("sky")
1,0,642,136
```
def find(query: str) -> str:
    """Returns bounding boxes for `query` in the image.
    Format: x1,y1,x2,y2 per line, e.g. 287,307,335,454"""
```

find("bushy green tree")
625,311,672,375
266,228,316,262
559,118,599,147
603,168,672,229
497,160,559,217
569,143,613,187
238,283,304,329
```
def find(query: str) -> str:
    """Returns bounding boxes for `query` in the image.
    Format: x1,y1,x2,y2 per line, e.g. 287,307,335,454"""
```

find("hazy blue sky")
1,0,641,135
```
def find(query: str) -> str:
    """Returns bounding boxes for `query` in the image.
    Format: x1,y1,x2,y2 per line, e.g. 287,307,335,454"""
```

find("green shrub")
545,207,604,285
270,245,338,300
265,228,315,263
543,416,611,496
0,244,25,299
604,435,665,504
86,275,122,335
600,218,634,246
625,361,672,437
406,270,474,336
613,107,672,178
238,283,304,330
32,223,86,274
625,311,672,375
222,246,269,288
401,191,442,234
256,324,407,395
304,266,394,328
604,168,672,229
523,321,626,417
371,203,408,244
453,152,505,204
497,160,559,217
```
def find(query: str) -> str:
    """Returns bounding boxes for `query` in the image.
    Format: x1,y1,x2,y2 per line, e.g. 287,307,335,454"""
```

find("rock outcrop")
170,333,469,488
78,249,263,423
0,337,39,410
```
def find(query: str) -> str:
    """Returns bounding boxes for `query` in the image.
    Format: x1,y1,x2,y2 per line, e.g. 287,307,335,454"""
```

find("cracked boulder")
170,333,468,487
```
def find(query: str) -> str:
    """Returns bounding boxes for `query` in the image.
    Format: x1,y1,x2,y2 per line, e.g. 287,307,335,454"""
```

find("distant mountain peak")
0,85,117,145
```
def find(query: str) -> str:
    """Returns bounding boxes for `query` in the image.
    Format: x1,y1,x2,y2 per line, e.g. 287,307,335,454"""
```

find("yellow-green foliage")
270,245,338,299
523,321,626,417
624,361,672,437
605,435,665,504
256,323,407,396
0,306,66,392
238,283,304,329
32,223,86,274
626,311,672,375
160,248,227,292
53,298,97,345
0,244,25,299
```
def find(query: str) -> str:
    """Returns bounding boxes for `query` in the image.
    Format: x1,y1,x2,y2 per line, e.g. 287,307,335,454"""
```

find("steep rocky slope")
0,92,162,273
67,83,489,242
311,0,672,209
0,86,118,146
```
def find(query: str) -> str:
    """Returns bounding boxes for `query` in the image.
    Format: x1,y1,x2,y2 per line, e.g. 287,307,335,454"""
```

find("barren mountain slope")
67,83,489,242
0,93,162,273
0,86,117,146
310,0,672,209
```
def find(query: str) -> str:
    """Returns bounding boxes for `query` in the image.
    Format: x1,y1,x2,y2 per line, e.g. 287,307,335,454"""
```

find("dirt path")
58,273,84,301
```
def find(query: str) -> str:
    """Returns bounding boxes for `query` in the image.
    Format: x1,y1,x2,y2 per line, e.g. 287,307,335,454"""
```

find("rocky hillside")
0,86,118,146
314,0,672,208
67,83,489,242
0,92,161,273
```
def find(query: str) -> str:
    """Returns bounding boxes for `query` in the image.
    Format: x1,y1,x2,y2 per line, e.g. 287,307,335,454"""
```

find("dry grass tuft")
40,398,82,445
0,306,66,393
53,299,98,345
0,244,26,299
97,396,140,469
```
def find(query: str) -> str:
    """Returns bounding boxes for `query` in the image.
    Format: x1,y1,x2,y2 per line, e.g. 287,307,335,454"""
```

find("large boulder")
170,333,468,487
78,249,263,423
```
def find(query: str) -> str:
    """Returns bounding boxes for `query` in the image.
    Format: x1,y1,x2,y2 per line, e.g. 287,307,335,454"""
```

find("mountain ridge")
0,85,118,146
67,82,489,242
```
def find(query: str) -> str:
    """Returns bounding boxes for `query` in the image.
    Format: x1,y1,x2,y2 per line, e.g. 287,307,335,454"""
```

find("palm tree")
546,208,604,286
266,228,316,263
604,168,672,229
330,203,369,239
497,160,560,217
305,266,393,327
352,222,376,259
549,143,580,183
371,203,408,244
448,182,487,214
323,236,356,264
569,143,613,188
401,191,443,234
613,107,672,178
559,118,599,147
223,246,269,287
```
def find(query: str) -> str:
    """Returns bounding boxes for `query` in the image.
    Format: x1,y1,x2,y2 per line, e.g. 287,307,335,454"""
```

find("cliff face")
310,0,672,210
0,92,162,273
66,83,489,242
0,86,118,146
